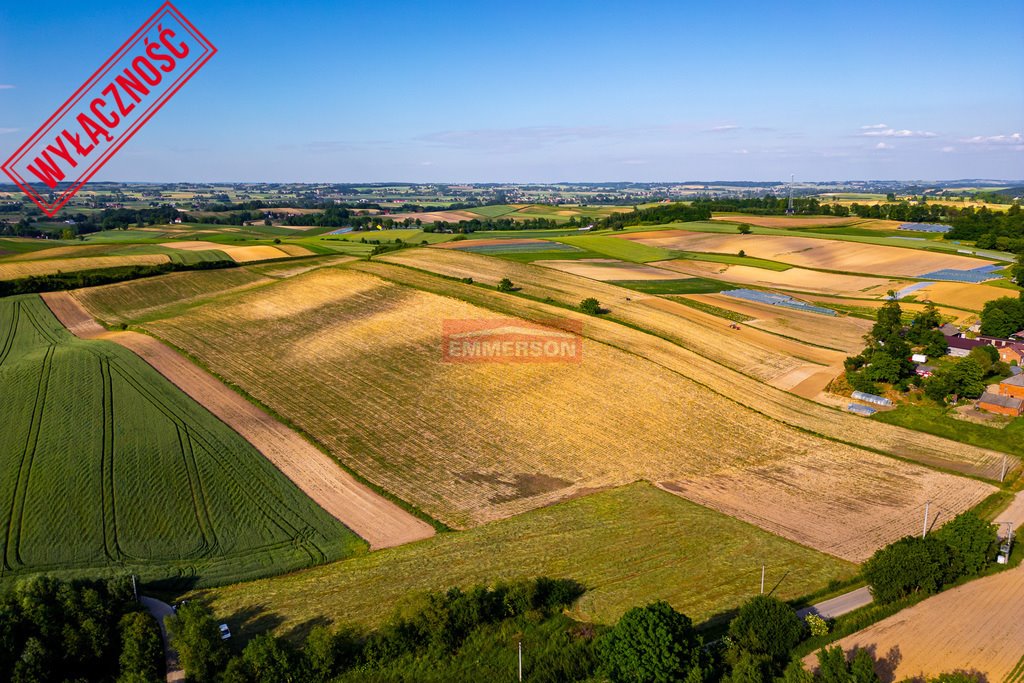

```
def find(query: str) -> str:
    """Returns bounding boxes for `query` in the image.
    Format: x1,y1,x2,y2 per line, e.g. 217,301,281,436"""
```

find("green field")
74,268,271,325
552,235,678,263
675,250,792,271
670,297,755,323
0,296,364,588
196,483,855,636
608,278,731,295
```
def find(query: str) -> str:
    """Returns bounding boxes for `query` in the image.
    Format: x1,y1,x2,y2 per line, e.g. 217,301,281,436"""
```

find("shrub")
600,601,706,683
579,298,603,315
497,277,515,292
862,535,950,603
804,613,829,637
727,595,803,669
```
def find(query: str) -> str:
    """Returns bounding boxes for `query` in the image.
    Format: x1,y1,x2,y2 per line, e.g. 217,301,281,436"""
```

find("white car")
219,624,231,640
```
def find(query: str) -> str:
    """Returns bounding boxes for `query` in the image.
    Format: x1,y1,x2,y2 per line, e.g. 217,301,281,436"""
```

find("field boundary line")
41,292,435,550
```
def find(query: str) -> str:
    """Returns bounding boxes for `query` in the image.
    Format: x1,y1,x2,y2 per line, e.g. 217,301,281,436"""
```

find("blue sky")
1,0,1022,182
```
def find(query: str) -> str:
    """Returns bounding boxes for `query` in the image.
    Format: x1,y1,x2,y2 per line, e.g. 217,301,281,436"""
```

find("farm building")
1000,374,1024,401
946,337,986,358
978,392,1023,417
940,323,961,337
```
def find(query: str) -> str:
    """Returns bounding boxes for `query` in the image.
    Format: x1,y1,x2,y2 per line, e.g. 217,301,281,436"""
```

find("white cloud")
0,85,13,90
875,142,893,150
961,132,1022,146
861,127,937,138
733,149,750,154
941,146,955,153
706,124,739,133
861,123,888,130
0,127,18,134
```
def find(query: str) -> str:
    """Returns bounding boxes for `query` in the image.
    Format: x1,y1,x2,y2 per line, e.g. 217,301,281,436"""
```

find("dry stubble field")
621,230,993,277
651,259,901,296
104,264,998,561
371,249,1012,481
806,563,1024,680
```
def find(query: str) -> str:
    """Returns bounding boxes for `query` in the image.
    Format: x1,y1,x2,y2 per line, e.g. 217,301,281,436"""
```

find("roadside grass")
195,483,856,636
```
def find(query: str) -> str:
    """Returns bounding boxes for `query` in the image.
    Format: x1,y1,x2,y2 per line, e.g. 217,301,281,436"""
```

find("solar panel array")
721,288,837,316
898,223,952,233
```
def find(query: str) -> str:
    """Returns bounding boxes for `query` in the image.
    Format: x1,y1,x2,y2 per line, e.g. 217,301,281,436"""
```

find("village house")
946,336,986,358
978,392,1024,417
1000,374,1024,401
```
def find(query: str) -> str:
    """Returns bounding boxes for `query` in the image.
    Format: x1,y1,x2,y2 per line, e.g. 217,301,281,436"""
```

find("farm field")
45,292,434,550
538,258,686,281
684,293,872,354
807,562,1024,680
115,263,999,560
0,295,364,587
651,259,902,296
904,280,1015,311
618,229,995,277
550,234,678,262
160,240,311,262
197,483,857,637
0,254,171,280
71,267,274,325
380,247,846,379
369,249,1013,480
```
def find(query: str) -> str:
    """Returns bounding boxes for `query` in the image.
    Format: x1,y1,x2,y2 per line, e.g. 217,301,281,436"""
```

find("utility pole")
131,575,138,601
922,501,930,538
1000,454,1008,483
518,640,523,682
760,565,765,594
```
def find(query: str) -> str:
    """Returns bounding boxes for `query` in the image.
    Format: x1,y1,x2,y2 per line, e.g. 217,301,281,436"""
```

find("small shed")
999,374,1024,401
912,353,928,364
978,391,1024,417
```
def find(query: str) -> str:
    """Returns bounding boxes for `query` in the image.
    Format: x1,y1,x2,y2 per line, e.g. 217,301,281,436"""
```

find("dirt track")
41,291,435,550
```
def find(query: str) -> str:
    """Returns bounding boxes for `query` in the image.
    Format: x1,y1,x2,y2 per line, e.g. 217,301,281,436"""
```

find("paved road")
140,596,184,683
797,586,873,620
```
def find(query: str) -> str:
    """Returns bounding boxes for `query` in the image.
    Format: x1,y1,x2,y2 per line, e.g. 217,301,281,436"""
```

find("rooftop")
979,392,1023,410
1001,374,1024,388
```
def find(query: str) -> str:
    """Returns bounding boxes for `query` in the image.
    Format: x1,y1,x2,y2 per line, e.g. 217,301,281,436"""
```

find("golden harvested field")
650,259,902,296
369,251,1012,480
160,241,309,262
622,230,993,277
379,247,841,381
539,258,686,281
125,265,996,561
806,563,1024,679
0,254,170,280
909,281,1017,312
73,267,273,324
685,293,872,354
